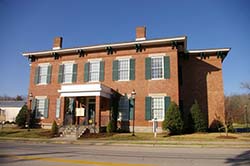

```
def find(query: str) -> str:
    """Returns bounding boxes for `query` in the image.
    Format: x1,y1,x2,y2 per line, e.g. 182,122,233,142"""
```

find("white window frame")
62,63,74,84
38,63,50,85
89,60,101,82
118,59,130,81
151,56,164,80
35,96,47,119
151,96,165,121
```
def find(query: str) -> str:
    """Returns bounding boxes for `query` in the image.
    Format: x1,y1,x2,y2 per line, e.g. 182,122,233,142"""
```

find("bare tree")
241,82,250,91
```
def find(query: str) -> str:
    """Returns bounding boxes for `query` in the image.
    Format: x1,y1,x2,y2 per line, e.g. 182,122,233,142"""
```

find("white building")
0,101,26,123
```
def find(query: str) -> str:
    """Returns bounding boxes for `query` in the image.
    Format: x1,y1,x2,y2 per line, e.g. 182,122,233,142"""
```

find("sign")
76,108,85,116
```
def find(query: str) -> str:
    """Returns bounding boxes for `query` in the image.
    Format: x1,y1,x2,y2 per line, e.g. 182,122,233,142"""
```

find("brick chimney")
53,37,63,50
136,26,146,41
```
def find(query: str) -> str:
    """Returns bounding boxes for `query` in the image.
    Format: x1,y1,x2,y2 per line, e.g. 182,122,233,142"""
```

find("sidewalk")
1,136,249,148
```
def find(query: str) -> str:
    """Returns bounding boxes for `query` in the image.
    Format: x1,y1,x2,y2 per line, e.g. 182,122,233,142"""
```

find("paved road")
0,141,249,166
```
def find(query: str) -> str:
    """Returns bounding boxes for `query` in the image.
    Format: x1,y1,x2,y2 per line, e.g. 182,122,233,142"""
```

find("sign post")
153,118,158,138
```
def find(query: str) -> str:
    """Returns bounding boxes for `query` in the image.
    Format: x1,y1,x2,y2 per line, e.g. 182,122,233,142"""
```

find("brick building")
22,27,230,132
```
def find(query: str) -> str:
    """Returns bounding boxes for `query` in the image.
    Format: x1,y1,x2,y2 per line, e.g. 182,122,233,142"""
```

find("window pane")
89,61,100,82
118,59,129,80
152,97,164,121
63,63,73,83
151,57,163,79
39,65,48,84
118,96,129,121
36,99,45,118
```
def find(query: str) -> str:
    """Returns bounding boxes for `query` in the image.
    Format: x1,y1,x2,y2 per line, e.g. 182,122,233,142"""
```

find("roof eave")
22,36,187,57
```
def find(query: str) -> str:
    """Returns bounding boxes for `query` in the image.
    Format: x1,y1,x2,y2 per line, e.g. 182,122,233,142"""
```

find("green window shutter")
145,57,151,80
129,59,135,80
72,64,78,83
47,65,52,84
129,98,134,120
164,96,171,118
34,66,40,84
112,60,118,81
58,64,64,83
99,61,105,82
164,56,170,79
44,98,49,118
84,62,89,82
56,98,61,119
145,96,152,120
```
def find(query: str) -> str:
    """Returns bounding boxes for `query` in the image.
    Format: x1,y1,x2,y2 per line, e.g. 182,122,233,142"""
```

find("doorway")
87,98,96,125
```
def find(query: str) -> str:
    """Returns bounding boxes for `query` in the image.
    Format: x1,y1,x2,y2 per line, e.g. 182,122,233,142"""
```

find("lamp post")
131,89,136,136
28,93,33,131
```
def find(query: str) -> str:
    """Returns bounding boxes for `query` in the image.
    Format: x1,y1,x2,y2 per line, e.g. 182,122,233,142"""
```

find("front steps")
59,125,97,139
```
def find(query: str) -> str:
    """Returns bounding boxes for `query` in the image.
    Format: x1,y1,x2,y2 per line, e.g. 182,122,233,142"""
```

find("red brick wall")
28,44,179,128
179,54,225,129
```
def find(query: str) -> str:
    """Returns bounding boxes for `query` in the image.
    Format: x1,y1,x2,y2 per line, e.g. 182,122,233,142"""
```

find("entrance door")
88,103,95,125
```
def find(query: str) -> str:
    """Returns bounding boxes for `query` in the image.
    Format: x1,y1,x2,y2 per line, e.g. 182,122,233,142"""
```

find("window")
55,98,61,119
118,59,129,80
84,61,104,82
118,96,129,121
34,98,49,119
145,55,170,80
145,96,170,121
89,61,100,82
151,97,164,121
35,64,51,84
58,63,77,83
151,57,163,79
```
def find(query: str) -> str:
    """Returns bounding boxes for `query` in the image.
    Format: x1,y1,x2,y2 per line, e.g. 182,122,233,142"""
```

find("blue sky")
0,0,249,97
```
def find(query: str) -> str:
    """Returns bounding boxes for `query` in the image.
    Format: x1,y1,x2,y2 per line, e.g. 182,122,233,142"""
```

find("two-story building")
22,27,230,132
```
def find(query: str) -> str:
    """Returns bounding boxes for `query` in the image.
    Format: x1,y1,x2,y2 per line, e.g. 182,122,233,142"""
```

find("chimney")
136,26,146,41
53,37,63,50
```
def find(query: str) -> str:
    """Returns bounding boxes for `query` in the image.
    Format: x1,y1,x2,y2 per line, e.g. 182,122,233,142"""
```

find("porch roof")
58,84,112,98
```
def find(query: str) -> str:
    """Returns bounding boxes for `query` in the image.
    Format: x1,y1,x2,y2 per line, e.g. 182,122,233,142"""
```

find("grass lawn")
0,126,52,139
80,132,250,142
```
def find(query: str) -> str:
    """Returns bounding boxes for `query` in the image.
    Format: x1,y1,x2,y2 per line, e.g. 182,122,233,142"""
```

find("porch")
58,84,113,133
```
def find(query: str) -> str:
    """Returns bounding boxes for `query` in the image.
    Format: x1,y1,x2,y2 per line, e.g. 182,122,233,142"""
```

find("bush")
190,100,207,132
16,104,28,128
162,102,184,135
51,120,58,136
106,120,116,133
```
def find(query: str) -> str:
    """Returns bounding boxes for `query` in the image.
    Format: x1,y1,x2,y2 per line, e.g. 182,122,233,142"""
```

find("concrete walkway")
1,137,249,148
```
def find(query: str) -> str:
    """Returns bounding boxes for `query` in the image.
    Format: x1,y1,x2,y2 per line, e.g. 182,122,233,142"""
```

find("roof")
0,101,26,108
22,36,187,57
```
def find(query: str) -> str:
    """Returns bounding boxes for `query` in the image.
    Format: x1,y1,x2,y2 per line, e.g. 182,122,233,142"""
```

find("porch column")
95,96,101,132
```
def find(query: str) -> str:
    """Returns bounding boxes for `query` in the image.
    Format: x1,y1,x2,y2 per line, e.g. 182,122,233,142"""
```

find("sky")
0,0,249,97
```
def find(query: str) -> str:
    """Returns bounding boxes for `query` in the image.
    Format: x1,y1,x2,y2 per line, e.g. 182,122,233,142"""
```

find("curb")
0,137,249,148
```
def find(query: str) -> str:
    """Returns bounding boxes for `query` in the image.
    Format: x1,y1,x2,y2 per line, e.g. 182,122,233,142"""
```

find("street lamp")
131,89,136,136
28,93,33,131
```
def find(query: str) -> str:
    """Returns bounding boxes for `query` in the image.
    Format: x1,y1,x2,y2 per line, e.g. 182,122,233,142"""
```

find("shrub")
162,102,184,135
16,104,28,128
106,120,116,133
190,100,207,132
51,120,58,136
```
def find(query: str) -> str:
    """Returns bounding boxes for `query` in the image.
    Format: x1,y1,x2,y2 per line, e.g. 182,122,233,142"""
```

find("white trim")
117,58,130,81
188,48,230,53
38,63,50,66
149,93,167,97
62,61,75,64
148,53,166,57
115,56,132,60
35,96,47,99
22,36,187,57
53,47,61,50
58,84,112,99
136,37,146,41
151,56,164,79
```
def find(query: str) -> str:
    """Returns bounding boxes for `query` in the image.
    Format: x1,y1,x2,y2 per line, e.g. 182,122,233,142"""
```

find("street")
0,141,249,166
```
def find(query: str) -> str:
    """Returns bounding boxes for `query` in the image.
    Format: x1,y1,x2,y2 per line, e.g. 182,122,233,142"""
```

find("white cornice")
22,36,187,57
